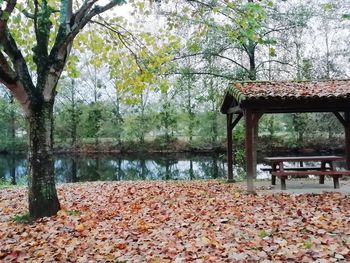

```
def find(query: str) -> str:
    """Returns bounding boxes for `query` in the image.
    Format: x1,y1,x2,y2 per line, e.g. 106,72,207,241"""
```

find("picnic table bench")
263,156,350,190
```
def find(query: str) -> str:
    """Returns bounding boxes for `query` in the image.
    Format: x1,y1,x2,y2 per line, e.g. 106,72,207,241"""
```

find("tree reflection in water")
0,153,229,185
0,155,27,185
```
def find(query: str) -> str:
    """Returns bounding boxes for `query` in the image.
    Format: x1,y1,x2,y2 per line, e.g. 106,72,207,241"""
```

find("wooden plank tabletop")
264,155,345,163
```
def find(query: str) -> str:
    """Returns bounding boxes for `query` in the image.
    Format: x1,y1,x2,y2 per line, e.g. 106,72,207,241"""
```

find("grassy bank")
0,134,346,155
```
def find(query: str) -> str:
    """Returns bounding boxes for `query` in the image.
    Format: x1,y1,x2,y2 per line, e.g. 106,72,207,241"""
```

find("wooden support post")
345,112,350,169
333,176,340,189
226,114,242,183
280,177,286,190
227,113,234,182
333,111,350,169
319,161,326,184
319,175,325,184
252,114,260,180
245,111,256,193
271,163,277,185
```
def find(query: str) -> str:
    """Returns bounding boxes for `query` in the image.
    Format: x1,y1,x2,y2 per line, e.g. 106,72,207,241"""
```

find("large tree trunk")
28,102,60,219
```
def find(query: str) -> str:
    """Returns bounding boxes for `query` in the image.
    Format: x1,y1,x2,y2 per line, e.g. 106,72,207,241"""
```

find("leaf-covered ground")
0,181,349,262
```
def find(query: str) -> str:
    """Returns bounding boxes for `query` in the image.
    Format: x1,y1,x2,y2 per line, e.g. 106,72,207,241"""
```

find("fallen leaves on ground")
0,181,349,262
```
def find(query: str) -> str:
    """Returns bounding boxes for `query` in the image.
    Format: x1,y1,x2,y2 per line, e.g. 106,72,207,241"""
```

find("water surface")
0,153,234,185
2,153,342,185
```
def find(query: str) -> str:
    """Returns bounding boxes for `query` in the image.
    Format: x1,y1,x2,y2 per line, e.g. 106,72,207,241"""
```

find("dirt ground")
243,178,350,195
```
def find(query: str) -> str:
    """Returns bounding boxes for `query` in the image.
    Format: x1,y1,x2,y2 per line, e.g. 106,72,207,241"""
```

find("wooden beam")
231,113,243,130
252,112,261,184
227,113,243,182
333,111,346,127
227,113,234,182
345,112,350,169
245,110,256,193
252,112,263,126
242,99,350,113
227,106,243,114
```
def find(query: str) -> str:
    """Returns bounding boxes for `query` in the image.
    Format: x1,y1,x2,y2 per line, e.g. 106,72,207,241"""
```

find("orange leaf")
116,243,127,250
75,223,84,232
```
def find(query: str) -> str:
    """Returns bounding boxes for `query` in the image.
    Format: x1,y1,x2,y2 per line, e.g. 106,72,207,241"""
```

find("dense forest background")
0,0,349,153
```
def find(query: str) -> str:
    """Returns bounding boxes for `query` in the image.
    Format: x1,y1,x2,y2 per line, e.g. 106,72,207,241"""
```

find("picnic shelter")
220,79,350,192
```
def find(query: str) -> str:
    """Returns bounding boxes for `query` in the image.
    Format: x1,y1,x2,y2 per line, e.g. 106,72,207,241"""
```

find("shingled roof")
221,79,350,114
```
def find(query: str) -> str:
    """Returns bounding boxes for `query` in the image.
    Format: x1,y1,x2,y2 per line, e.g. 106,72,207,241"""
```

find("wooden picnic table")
263,155,350,190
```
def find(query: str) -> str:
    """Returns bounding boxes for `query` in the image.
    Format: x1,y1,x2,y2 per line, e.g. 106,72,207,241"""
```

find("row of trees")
0,83,345,153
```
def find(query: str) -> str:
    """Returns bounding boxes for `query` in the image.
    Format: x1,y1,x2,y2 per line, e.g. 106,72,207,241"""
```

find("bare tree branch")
0,0,17,42
21,10,35,19
164,71,239,80
2,32,36,94
256,59,294,70
0,45,32,114
45,1,125,101
173,52,249,71
51,1,125,61
186,0,236,21
91,19,148,72
0,51,16,85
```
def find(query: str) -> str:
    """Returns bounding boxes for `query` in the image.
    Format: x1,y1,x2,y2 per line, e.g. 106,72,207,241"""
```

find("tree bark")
9,94,16,144
28,102,60,219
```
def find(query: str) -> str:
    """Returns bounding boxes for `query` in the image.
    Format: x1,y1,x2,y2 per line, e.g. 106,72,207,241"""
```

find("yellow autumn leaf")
75,223,85,232
331,220,339,226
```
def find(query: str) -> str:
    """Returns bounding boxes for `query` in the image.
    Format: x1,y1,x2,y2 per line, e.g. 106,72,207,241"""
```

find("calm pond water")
2,153,344,185
0,153,239,185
